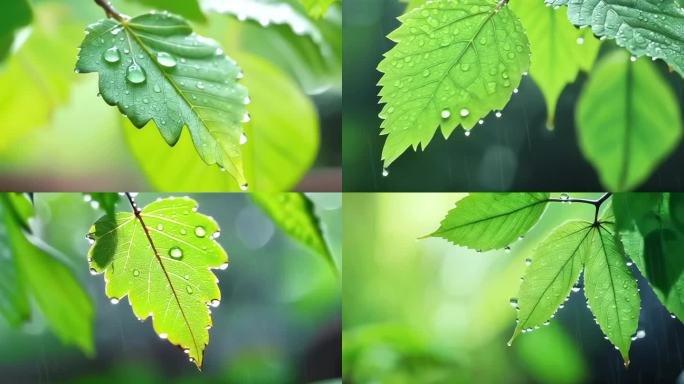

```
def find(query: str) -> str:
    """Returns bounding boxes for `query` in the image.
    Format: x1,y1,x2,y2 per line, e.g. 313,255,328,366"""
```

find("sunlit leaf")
0,4,80,151
87,197,228,368
546,0,684,76
510,221,592,343
299,0,335,18
76,12,250,187
252,193,336,272
0,196,30,327
428,193,549,251
509,1,600,128
0,0,32,63
584,223,639,365
577,51,682,191
123,53,318,191
378,0,530,167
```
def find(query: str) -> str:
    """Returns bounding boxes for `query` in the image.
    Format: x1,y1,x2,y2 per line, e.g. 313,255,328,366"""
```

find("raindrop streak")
194,226,206,238
126,64,146,84
156,51,177,67
104,47,120,63
169,247,183,260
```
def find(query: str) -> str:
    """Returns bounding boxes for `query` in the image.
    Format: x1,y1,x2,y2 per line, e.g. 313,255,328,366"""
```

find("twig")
93,0,125,21
547,193,613,224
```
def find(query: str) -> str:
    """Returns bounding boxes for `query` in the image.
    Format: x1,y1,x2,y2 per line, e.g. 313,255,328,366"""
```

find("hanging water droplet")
104,47,120,63
243,96,251,105
525,258,532,266
156,224,164,231
460,108,470,117
509,298,518,308
240,184,249,191
513,88,519,94
478,119,484,125
495,111,502,118
219,263,229,270
636,330,646,339
156,51,177,67
209,299,220,308
194,226,206,238
464,130,470,137
169,247,183,260
133,269,140,277
504,246,511,253
89,268,98,275
571,285,580,293
560,193,570,201
441,109,451,119
110,298,120,305
630,55,637,62
186,285,194,294
242,113,251,123
382,168,389,177
576,37,585,45
240,133,248,145
126,64,146,84
626,261,633,267
159,333,168,339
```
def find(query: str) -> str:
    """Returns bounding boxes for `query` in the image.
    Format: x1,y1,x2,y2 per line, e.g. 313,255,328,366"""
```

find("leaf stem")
547,193,613,224
93,0,125,21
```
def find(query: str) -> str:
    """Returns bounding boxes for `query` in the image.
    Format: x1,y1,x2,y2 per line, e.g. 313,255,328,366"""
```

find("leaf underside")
378,0,531,167
547,0,684,76
429,192,549,251
577,51,682,191
87,197,228,368
76,12,249,186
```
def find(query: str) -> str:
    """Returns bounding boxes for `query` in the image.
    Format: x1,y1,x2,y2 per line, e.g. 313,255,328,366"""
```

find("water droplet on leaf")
104,47,120,63
169,247,183,260
194,226,206,238
156,51,177,67
126,64,146,84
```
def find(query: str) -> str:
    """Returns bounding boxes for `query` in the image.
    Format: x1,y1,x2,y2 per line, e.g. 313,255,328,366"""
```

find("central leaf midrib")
132,207,201,361
122,21,243,177
596,224,626,348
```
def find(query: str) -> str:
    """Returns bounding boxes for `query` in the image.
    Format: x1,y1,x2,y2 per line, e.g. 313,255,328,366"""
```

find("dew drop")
576,37,585,45
153,84,161,93
382,168,389,177
525,258,532,266
186,285,194,294
630,55,637,62
110,298,120,305
560,193,570,201
126,64,146,84
169,247,183,260
571,285,580,293
495,111,502,118
636,330,646,339
133,269,140,277
156,51,177,67
509,298,518,308
441,109,451,119
504,246,511,253
240,133,248,145
209,299,220,308
180,229,187,235
89,268,98,275
196,81,205,89
240,184,249,191
242,113,251,123
156,224,164,231
159,333,168,339
194,226,206,238
104,47,120,63
460,108,470,117
464,130,471,137
219,263,229,270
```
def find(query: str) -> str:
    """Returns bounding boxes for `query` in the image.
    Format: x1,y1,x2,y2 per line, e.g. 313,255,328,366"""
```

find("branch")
547,193,613,224
93,0,125,21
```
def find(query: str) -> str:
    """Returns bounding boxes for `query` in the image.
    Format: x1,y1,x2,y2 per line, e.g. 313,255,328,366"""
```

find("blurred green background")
342,0,684,191
0,0,341,191
343,193,684,383
0,193,341,383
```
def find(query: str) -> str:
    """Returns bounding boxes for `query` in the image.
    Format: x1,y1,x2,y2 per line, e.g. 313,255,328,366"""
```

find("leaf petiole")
547,193,613,223
93,0,126,22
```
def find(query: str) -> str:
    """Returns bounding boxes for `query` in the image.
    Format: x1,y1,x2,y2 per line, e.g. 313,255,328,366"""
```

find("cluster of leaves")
429,192,684,365
380,0,683,190
0,0,341,191
0,192,336,369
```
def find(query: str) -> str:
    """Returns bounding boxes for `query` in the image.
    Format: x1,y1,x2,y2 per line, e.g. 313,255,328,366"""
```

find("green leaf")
125,0,206,22
584,223,639,365
612,192,663,232
87,197,228,368
0,198,30,327
0,194,94,353
299,0,335,18
510,221,592,343
76,12,250,187
546,0,684,76
0,0,32,63
86,193,121,219
509,1,600,128
377,0,531,167
0,3,80,151
577,51,682,191
428,193,549,251
252,193,336,273
123,53,318,191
